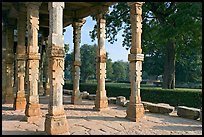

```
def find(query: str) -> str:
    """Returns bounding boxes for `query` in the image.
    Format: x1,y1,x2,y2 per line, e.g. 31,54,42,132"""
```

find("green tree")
106,55,113,80
112,60,126,81
64,44,114,83
90,2,202,89
80,44,97,82
64,43,70,80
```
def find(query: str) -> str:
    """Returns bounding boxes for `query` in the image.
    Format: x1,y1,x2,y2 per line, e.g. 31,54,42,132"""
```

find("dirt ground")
2,95,202,135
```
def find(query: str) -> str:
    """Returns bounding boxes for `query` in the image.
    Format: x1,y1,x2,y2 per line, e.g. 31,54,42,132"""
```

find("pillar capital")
127,2,144,7
25,2,42,8
72,18,86,28
48,2,64,10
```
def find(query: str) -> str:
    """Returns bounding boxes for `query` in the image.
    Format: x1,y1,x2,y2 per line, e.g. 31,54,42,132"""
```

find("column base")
25,103,41,120
71,95,82,105
93,96,108,111
4,92,14,104
45,114,69,135
14,96,26,110
44,83,50,96
126,103,144,122
39,85,44,96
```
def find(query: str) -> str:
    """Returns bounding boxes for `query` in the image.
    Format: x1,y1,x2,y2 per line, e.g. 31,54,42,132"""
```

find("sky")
64,16,130,62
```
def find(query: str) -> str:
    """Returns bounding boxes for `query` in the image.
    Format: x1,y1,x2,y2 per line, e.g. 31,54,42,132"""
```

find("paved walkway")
2,95,202,135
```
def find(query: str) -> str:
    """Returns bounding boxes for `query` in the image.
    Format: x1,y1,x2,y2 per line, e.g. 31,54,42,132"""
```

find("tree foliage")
89,2,202,87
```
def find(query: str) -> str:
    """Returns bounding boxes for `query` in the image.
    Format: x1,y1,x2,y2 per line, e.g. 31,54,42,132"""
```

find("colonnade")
2,2,144,135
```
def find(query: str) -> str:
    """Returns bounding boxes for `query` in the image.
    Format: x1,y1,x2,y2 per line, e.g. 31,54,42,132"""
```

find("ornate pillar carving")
93,13,108,111
4,23,15,104
126,2,145,122
14,6,27,110
24,2,42,123
71,19,86,104
45,2,69,135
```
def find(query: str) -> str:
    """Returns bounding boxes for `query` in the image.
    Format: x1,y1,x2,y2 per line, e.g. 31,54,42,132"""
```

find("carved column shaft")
14,6,27,110
126,2,145,122
4,24,15,104
45,2,69,135
71,19,85,104
2,23,7,103
25,2,42,123
94,13,108,111
38,34,45,95
43,37,50,96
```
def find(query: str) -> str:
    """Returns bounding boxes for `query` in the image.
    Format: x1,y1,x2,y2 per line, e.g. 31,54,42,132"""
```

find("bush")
63,83,202,108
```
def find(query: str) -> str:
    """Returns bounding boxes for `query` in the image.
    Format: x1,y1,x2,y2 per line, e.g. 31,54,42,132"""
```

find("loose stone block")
200,107,202,121
146,103,174,114
142,101,154,110
63,89,73,95
122,100,130,107
116,96,126,106
81,91,89,99
88,94,96,100
177,106,200,120
108,97,117,104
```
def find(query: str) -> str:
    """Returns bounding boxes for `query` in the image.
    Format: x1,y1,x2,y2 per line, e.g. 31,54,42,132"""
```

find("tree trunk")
162,40,176,89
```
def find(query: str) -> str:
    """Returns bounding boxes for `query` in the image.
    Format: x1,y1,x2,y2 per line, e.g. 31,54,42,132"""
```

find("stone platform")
2,95,202,135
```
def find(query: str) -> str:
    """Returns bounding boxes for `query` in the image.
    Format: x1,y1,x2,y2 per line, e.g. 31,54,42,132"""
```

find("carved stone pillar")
14,6,27,110
93,13,108,111
2,22,7,103
43,37,50,96
126,2,145,122
45,2,69,135
38,34,45,96
25,2,42,123
4,24,15,104
71,19,86,105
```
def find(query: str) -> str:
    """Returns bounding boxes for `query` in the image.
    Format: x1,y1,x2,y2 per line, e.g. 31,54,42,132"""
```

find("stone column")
43,37,50,96
2,22,7,103
13,6,27,110
38,34,45,96
93,13,108,111
45,2,69,135
71,19,86,104
4,23,15,104
25,2,42,123
126,2,145,122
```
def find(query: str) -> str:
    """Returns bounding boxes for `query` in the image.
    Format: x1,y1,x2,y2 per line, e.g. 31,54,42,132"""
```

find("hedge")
63,83,202,108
